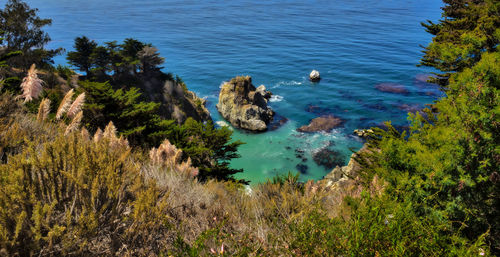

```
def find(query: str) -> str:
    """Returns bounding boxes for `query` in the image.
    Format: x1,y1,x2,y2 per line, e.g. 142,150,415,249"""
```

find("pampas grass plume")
103,121,117,139
64,111,83,135
20,64,44,102
93,128,103,143
56,89,74,119
36,98,51,122
67,92,85,118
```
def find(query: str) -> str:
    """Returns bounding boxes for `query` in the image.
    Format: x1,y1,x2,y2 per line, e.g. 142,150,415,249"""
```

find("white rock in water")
309,70,321,82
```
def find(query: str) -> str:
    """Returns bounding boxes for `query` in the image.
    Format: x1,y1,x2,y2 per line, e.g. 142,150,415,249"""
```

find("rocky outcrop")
216,76,275,131
139,72,211,124
353,129,374,138
297,115,344,133
309,70,320,82
162,80,211,123
320,145,370,189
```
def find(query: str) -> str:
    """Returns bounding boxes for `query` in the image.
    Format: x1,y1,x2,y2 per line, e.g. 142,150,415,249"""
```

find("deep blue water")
27,0,443,183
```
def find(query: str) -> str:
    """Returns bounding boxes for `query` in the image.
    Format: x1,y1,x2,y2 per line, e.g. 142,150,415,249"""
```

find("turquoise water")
28,0,443,183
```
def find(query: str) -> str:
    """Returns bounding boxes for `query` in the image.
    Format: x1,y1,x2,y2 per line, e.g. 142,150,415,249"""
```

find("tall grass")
55,89,74,119
20,64,43,102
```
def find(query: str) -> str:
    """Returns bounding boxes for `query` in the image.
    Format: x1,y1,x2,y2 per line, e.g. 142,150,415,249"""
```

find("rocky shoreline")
319,145,370,190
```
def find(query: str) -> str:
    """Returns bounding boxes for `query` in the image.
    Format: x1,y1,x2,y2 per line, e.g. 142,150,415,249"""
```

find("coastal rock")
353,129,374,138
297,115,344,133
309,70,321,82
320,145,371,189
256,85,272,98
374,83,408,94
216,76,275,131
159,79,211,123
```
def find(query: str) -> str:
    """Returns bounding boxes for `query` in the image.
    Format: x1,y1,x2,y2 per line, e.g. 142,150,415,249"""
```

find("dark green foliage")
55,64,75,81
286,194,485,256
420,0,499,85
66,36,97,76
138,46,165,75
172,118,244,181
79,80,176,147
0,38,21,94
359,1,500,253
66,37,166,84
0,0,61,69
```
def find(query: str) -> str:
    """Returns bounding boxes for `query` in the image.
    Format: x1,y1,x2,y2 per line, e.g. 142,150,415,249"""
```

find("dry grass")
149,139,198,177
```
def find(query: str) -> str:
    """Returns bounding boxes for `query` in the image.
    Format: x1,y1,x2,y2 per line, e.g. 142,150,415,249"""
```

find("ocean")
27,0,443,183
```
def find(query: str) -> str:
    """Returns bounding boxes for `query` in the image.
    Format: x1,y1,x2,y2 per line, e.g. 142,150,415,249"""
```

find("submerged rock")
312,148,345,170
295,148,306,160
268,113,289,131
304,104,339,116
296,164,309,174
309,70,321,82
216,76,275,131
397,103,422,113
414,73,436,88
297,115,344,133
374,83,408,94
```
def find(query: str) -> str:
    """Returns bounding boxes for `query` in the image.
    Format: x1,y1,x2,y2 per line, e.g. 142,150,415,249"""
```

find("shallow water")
29,0,443,183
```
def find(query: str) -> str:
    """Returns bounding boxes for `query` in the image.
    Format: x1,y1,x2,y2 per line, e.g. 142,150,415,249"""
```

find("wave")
269,95,284,102
219,81,228,89
271,80,304,89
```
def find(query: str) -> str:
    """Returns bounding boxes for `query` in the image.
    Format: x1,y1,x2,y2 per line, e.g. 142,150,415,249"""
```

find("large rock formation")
217,76,275,131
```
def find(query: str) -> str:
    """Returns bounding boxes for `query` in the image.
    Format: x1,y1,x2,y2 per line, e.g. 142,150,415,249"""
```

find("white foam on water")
269,95,284,102
203,94,218,100
219,81,228,88
271,80,304,89
215,120,233,130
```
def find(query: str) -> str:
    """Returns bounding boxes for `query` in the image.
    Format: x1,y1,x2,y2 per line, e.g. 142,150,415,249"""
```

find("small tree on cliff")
66,36,97,76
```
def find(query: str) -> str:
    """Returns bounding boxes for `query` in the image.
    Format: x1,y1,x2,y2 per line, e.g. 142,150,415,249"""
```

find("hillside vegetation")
0,0,498,256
